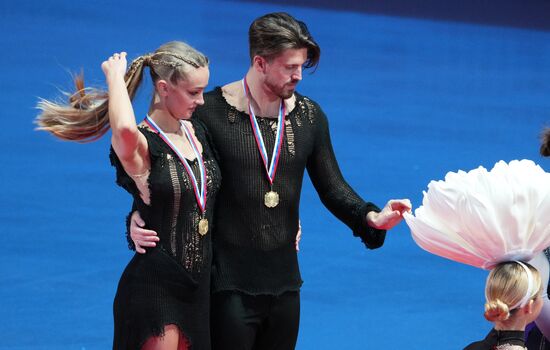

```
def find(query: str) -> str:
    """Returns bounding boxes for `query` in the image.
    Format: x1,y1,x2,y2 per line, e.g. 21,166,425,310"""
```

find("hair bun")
484,299,510,322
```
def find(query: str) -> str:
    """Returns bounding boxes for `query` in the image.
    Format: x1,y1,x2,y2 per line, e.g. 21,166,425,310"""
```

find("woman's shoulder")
134,124,165,157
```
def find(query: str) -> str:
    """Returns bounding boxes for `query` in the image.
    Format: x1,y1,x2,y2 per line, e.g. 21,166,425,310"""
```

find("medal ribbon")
242,77,286,185
144,116,207,213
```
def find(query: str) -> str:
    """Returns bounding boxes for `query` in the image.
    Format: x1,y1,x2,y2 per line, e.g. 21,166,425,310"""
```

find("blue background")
1,0,549,348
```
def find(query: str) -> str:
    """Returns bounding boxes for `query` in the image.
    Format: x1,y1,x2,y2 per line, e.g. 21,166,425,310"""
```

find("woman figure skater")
465,261,544,349
36,41,220,350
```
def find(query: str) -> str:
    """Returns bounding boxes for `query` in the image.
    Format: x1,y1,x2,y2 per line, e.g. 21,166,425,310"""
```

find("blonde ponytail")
35,55,148,143
36,40,208,143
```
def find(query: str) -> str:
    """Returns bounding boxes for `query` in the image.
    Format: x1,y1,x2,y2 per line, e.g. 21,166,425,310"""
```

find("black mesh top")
194,87,386,296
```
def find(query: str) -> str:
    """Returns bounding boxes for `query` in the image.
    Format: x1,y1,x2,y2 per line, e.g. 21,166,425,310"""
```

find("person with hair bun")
36,41,220,350
464,261,544,350
405,150,550,349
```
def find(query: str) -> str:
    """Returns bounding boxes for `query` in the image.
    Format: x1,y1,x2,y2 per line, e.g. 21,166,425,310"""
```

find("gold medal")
198,218,209,236
264,191,279,208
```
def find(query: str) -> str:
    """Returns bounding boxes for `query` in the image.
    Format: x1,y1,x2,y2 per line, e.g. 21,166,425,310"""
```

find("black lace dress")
110,120,221,350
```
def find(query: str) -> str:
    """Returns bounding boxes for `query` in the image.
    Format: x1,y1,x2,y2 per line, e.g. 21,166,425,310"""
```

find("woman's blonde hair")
484,261,542,322
35,41,208,142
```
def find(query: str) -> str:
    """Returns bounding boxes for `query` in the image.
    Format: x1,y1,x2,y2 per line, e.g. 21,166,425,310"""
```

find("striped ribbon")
144,116,207,213
242,77,286,185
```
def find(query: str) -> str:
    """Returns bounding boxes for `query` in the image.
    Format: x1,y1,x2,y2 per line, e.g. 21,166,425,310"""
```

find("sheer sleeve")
305,101,386,249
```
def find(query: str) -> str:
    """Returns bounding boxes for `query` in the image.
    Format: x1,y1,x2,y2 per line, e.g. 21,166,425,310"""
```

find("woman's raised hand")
101,52,127,81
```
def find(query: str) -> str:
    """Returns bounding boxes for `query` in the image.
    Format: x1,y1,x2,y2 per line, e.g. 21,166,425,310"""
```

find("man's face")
263,48,307,99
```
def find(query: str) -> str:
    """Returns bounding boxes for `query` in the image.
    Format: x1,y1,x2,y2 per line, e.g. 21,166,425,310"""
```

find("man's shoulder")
203,81,241,105
293,91,325,120
295,91,314,102
194,86,236,128
295,91,321,109
204,87,222,100
197,88,227,111
194,88,223,123
221,80,242,92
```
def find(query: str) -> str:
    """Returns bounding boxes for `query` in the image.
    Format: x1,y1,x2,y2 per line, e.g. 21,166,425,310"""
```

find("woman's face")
165,66,209,119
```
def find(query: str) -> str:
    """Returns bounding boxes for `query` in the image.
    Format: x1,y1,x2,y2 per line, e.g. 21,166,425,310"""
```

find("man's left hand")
366,199,412,230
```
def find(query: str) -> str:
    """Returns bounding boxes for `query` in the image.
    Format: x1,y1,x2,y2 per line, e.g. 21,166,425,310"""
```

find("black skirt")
113,248,211,350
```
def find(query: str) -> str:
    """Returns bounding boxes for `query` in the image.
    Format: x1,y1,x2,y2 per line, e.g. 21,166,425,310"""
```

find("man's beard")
266,79,298,99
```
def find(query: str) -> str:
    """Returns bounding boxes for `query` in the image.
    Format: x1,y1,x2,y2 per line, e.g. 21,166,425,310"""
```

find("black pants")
211,291,300,350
